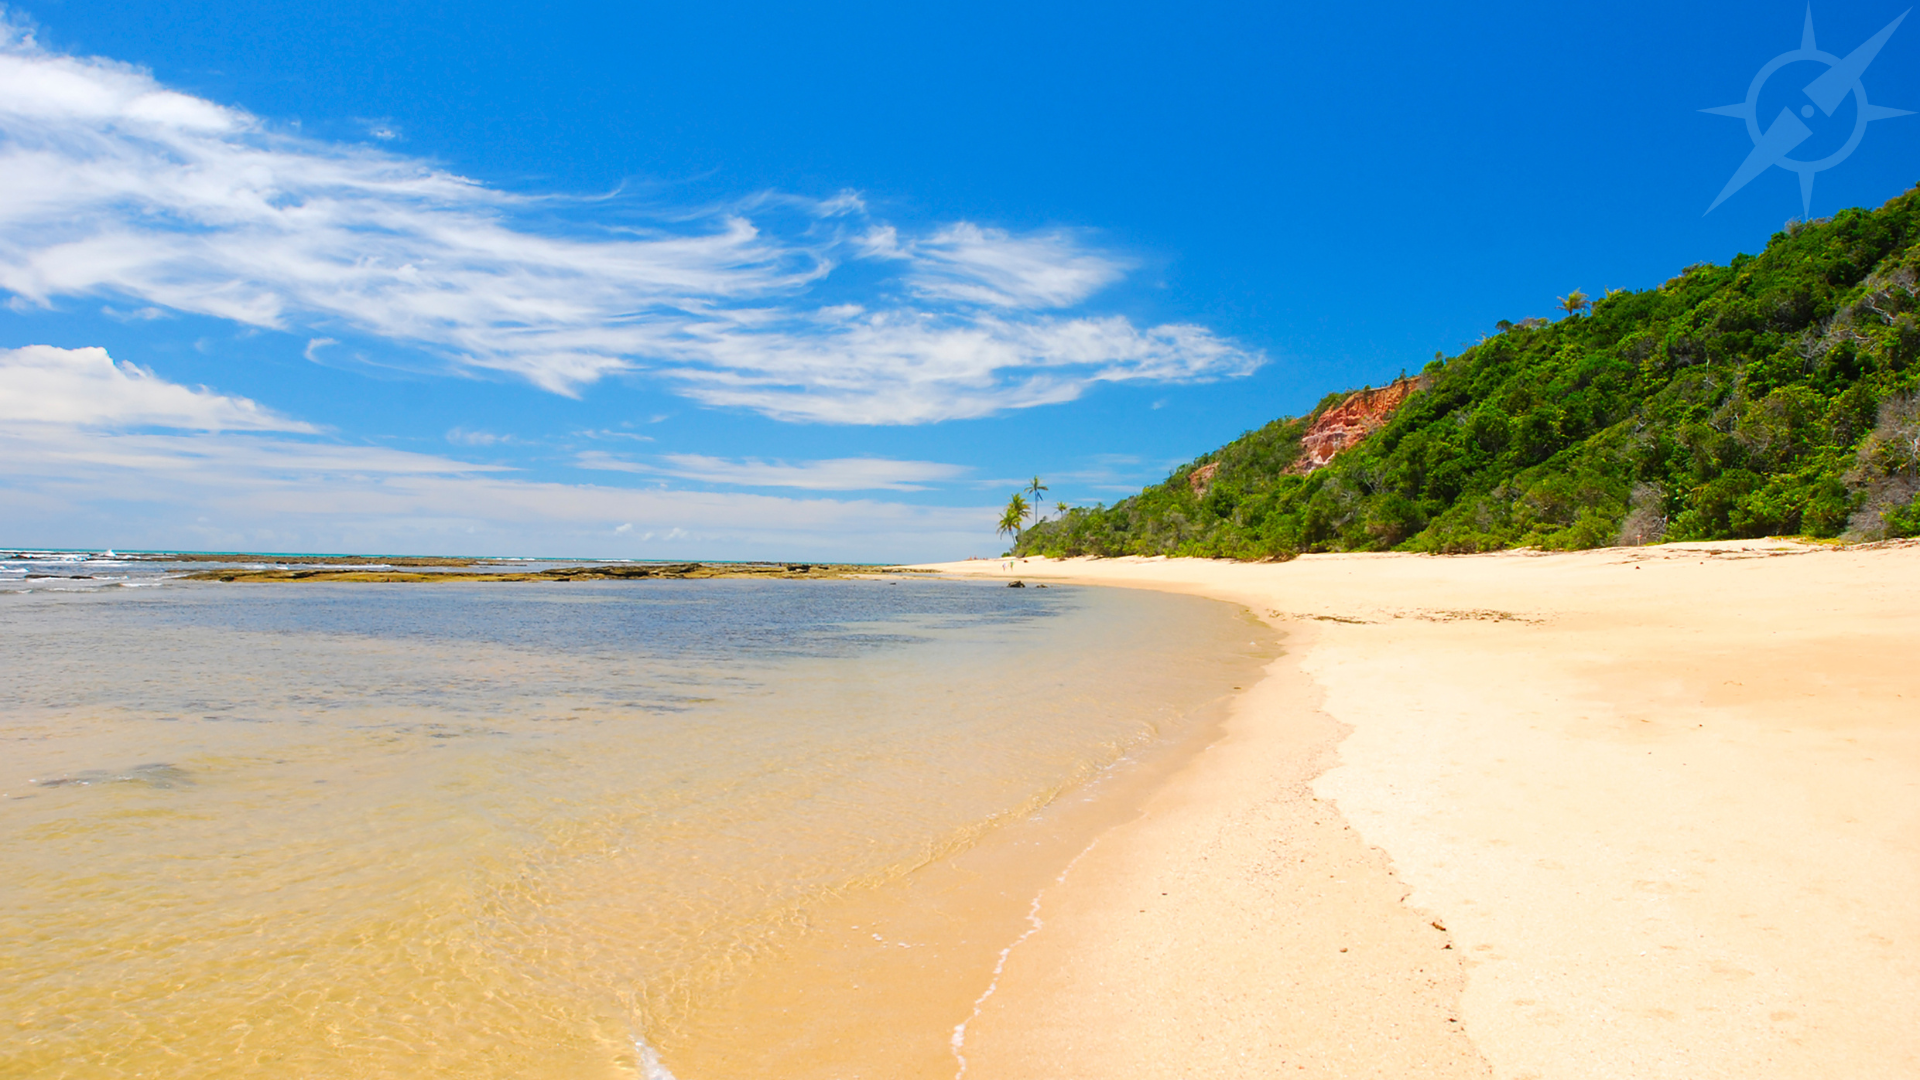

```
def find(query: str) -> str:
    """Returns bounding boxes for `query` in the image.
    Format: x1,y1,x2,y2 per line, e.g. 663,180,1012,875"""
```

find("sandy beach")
918,540,1920,1079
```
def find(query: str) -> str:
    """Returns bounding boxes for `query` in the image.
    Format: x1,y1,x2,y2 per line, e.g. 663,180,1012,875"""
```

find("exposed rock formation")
1290,376,1428,473
1188,462,1221,497
187,562,911,583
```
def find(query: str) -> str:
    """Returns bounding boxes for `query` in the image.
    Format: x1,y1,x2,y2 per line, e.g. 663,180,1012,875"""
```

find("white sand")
918,540,1920,1079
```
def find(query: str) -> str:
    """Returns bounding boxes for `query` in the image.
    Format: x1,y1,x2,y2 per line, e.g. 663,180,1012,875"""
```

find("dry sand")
916,540,1920,1079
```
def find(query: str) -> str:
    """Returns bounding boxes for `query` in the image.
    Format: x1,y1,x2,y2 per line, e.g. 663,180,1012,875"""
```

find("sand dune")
918,540,1920,1079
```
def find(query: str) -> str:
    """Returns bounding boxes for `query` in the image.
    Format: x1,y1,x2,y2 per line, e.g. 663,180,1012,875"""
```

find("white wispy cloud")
575,428,655,442
577,451,969,491
572,450,652,474
445,427,514,446
901,223,1128,308
660,311,1257,424
0,343,315,431
0,345,990,559
1,423,991,558
0,22,1262,424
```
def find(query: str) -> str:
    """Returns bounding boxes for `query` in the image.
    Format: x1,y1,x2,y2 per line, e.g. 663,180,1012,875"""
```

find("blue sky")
3,1,1918,560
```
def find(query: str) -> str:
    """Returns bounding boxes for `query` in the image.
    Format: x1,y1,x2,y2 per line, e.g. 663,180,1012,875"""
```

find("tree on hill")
1557,289,1590,318
1026,476,1048,522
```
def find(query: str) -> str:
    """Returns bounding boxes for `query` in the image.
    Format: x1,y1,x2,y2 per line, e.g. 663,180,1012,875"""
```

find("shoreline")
642,589,1279,1080
0,573,1269,1080
914,540,1920,1078
946,621,1487,1078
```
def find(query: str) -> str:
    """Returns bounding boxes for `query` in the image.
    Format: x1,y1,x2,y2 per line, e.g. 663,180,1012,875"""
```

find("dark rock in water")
1008,580,1025,588
186,559,887,583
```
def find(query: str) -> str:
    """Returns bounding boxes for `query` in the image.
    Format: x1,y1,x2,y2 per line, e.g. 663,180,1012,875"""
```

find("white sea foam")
635,1037,679,1080
949,836,1103,1079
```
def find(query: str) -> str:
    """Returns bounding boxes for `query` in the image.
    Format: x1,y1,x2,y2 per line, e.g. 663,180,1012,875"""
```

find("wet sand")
917,540,1920,1079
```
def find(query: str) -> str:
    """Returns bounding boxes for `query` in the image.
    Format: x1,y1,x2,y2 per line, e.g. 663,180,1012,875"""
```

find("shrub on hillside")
1016,187,1920,559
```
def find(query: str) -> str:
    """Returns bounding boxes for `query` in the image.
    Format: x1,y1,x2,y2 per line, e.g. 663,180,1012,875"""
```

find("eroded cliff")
1291,376,1428,473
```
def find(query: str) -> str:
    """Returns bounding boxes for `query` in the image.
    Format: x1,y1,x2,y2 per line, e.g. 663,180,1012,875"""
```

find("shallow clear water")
0,571,1273,1079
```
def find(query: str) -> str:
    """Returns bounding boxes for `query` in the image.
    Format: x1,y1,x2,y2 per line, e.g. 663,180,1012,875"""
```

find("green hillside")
1015,187,1920,559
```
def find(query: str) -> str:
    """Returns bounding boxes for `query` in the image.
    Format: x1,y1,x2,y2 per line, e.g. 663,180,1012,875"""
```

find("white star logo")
1703,6,1913,216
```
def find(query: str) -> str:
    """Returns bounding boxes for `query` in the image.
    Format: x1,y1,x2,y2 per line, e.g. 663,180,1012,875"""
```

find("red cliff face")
1188,461,1220,497
1290,376,1426,473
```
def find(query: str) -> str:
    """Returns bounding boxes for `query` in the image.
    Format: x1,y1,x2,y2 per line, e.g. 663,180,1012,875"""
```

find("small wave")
949,837,1101,1079
30,763,195,790
634,1037,678,1080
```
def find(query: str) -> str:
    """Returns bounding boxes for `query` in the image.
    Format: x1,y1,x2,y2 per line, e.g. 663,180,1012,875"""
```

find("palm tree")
998,492,1029,547
1026,476,1048,523
1557,289,1590,318
1055,501,1069,518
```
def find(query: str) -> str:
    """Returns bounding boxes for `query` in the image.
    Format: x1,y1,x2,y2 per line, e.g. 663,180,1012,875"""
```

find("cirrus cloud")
577,451,969,491
0,20,1263,425
0,344,990,560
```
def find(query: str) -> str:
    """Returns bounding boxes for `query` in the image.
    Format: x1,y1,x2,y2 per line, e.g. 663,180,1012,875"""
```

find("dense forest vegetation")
1014,186,1920,559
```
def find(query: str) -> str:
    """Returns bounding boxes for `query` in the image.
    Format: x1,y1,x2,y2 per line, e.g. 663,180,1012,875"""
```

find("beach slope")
919,540,1920,1079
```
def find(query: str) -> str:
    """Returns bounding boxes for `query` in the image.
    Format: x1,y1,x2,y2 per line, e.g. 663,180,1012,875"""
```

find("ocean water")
0,562,1275,1079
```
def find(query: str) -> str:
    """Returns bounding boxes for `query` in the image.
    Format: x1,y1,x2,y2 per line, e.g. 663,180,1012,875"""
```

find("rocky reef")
185,562,909,583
